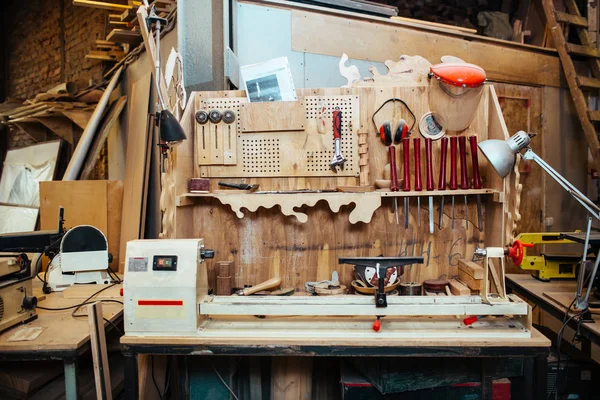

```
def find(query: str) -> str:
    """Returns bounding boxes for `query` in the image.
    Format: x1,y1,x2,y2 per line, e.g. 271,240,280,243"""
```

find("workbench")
0,281,123,400
121,331,550,399
506,273,600,348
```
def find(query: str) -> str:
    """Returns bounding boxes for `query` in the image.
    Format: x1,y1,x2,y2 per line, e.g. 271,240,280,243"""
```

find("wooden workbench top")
121,326,550,349
506,273,600,338
0,280,123,353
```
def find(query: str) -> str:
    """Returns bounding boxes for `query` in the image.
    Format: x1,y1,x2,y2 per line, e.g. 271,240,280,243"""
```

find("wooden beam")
106,29,142,45
555,11,588,27
588,110,600,121
72,0,131,11
566,43,600,58
458,259,484,279
88,302,113,400
576,75,600,89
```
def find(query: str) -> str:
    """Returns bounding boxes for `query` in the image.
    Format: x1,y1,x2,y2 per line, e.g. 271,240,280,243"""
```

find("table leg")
124,350,139,399
480,358,493,400
534,354,548,400
64,357,79,400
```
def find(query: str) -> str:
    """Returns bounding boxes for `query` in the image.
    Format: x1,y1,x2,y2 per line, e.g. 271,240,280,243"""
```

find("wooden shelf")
175,189,502,224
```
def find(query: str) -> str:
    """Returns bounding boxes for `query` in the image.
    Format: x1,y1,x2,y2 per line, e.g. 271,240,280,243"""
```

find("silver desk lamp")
478,131,600,310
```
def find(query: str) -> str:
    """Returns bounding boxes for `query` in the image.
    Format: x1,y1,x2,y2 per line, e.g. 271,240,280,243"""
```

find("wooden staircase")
541,0,600,172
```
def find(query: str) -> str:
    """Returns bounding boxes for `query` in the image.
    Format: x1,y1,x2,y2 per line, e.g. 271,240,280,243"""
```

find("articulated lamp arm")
521,148,600,220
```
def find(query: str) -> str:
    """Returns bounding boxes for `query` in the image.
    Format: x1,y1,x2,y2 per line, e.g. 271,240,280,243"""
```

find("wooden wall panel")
175,85,509,291
290,10,562,87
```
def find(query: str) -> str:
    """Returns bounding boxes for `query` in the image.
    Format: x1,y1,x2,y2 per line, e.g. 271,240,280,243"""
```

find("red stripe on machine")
138,300,183,306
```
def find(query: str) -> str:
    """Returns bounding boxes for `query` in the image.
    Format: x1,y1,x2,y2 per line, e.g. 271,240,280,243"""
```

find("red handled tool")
402,138,411,229
389,146,399,224
449,137,458,229
329,108,346,171
469,136,483,232
414,138,422,228
438,137,448,228
458,136,469,229
425,138,434,233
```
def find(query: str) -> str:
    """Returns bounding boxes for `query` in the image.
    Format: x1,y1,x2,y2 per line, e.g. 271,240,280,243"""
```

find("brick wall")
4,0,114,149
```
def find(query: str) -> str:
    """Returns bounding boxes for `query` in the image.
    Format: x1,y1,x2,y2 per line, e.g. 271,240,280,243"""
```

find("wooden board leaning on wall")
169,85,512,292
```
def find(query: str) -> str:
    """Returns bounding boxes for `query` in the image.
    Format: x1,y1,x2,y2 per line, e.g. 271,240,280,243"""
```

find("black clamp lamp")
146,6,186,147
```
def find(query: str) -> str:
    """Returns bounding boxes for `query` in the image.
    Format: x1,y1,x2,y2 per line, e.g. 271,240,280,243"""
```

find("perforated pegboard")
195,95,360,178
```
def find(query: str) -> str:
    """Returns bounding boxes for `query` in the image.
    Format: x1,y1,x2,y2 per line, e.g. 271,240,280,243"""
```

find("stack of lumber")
0,83,100,144
76,0,176,65
86,40,127,63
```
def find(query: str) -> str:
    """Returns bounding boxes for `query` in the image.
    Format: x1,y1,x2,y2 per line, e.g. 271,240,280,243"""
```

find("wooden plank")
566,43,600,58
555,11,587,27
564,0,600,78
63,284,122,299
576,75,600,89
448,279,471,296
119,72,152,267
88,302,113,400
457,269,485,293
80,96,127,180
240,101,305,132
271,357,313,400
106,29,142,45
588,110,600,121
458,259,484,279
73,0,131,11
390,16,477,34
541,0,600,173
290,9,563,87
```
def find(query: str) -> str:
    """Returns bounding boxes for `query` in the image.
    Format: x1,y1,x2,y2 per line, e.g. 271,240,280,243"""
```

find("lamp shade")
159,109,186,146
477,139,516,178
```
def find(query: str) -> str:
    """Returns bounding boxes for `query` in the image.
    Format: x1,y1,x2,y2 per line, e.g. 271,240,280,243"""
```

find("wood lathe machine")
123,239,532,339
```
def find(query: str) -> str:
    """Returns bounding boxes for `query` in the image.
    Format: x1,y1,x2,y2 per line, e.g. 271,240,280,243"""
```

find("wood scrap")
88,302,112,400
448,278,470,296
72,0,132,11
79,96,127,179
63,66,123,180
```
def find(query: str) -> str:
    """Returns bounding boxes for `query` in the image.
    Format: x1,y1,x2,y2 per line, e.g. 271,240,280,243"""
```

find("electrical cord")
212,364,239,400
36,299,123,311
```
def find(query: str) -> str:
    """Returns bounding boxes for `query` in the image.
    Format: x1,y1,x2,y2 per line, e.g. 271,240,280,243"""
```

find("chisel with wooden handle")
389,146,399,225
414,138,422,228
402,138,411,229
459,136,469,229
438,137,448,228
469,136,483,232
449,137,458,230
425,138,434,233
236,277,282,296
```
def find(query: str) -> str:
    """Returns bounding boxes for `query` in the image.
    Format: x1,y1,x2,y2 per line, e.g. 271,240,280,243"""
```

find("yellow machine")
512,232,581,281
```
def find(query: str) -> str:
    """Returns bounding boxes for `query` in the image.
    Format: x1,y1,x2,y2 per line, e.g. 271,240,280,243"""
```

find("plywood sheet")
240,101,305,132
119,73,152,267
39,180,123,271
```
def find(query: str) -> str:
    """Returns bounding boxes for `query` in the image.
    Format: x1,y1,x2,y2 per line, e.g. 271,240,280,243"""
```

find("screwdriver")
402,138,411,229
469,136,483,232
425,138,434,234
413,138,422,228
438,137,448,229
449,137,458,230
389,146,399,225
458,136,469,229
